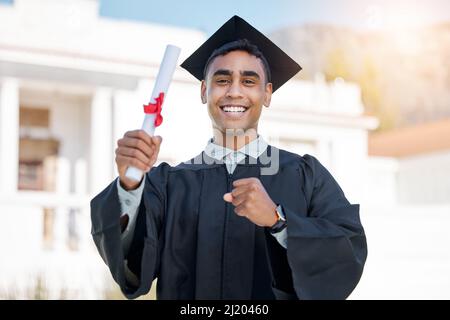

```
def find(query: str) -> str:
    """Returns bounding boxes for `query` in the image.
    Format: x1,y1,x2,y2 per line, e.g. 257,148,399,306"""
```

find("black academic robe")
90,146,367,300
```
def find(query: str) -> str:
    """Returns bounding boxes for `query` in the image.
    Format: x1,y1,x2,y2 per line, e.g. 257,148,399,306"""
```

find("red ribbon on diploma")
143,92,164,127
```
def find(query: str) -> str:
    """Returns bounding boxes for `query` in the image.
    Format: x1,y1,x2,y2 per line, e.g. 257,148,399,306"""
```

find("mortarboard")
180,15,302,92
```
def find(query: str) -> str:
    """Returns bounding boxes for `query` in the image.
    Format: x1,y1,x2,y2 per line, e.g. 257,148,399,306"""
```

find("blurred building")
368,118,450,205
359,119,450,299
3,0,448,300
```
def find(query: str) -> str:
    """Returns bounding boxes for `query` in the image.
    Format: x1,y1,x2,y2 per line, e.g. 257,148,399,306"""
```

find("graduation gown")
90,146,367,300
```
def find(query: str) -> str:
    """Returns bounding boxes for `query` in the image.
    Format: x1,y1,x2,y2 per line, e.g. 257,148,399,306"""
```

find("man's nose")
226,81,244,99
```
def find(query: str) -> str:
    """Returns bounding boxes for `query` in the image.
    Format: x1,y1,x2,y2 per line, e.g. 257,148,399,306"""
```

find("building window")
18,160,44,190
18,107,59,191
18,139,59,191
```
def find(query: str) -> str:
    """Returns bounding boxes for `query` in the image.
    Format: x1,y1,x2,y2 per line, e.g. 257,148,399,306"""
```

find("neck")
213,128,258,151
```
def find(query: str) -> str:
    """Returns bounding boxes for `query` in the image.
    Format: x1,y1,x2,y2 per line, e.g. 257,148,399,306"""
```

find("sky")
98,0,450,35
0,0,449,35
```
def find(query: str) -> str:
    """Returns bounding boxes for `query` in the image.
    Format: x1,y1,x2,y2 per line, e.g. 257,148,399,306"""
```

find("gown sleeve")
283,154,367,299
90,163,169,299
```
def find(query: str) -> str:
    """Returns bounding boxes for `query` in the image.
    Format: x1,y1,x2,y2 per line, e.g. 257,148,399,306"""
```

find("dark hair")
203,39,272,83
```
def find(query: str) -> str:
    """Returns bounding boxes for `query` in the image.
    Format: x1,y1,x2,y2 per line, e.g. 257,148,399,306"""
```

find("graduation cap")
180,15,301,92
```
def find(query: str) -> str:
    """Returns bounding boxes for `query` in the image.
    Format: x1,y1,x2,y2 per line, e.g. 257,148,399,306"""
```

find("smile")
219,105,249,113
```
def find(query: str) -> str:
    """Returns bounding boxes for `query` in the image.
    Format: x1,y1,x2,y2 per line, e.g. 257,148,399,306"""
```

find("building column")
52,158,70,251
89,87,113,196
0,78,19,195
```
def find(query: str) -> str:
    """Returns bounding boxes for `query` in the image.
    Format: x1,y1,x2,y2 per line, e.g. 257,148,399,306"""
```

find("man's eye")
243,79,256,85
216,79,230,84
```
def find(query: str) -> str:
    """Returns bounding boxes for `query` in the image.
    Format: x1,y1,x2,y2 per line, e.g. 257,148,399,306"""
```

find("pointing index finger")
231,185,250,197
232,177,258,187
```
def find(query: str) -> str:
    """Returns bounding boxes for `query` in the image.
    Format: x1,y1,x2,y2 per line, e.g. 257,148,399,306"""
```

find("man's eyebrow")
241,70,260,79
212,69,232,77
212,69,261,79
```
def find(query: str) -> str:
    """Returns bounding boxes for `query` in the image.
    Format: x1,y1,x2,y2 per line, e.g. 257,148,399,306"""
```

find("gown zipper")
220,165,233,298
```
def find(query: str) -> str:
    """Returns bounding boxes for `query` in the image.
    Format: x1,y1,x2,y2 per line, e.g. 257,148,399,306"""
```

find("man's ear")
263,82,273,108
200,80,207,104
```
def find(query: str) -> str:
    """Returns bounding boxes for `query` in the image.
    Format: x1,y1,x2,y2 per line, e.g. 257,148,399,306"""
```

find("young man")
90,16,367,300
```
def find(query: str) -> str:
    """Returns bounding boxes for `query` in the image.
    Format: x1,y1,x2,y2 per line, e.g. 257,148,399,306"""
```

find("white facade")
359,150,450,299
1,0,448,299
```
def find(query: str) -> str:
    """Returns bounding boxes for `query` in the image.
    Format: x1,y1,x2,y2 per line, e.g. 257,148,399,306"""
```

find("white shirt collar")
204,135,268,162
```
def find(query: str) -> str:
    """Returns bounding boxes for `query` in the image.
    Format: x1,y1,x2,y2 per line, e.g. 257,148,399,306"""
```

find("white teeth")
222,106,246,113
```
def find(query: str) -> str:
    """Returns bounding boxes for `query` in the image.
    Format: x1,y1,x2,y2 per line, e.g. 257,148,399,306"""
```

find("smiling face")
201,50,272,136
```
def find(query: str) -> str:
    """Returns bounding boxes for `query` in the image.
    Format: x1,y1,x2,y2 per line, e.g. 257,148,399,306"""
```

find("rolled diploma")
125,44,181,182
